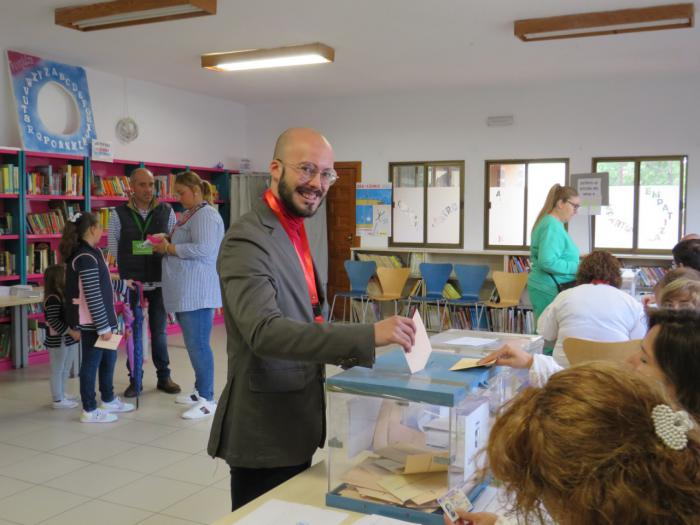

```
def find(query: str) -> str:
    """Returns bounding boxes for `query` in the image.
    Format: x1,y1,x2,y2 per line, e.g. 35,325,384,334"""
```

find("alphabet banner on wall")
7,50,97,155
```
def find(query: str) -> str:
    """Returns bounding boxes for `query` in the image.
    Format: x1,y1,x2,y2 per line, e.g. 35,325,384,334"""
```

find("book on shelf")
483,307,535,335
0,251,16,276
27,165,84,196
96,207,115,229
92,175,130,197
0,325,10,359
508,256,531,273
355,252,406,268
26,210,65,235
0,212,13,235
100,247,116,268
636,266,668,288
28,318,45,353
0,163,20,193
27,243,57,275
48,200,82,223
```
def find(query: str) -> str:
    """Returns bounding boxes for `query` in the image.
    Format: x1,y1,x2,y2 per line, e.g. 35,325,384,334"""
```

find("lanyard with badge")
169,202,208,236
130,208,155,255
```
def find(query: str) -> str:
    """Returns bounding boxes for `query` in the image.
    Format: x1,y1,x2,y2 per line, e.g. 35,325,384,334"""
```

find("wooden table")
211,461,366,525
0,294,43,368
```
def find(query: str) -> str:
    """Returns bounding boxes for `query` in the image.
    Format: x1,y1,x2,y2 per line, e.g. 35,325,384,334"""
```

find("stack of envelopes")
339,444,448,512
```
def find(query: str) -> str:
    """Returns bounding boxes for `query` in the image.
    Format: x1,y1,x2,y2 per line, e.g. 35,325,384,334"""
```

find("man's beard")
278,168,326,218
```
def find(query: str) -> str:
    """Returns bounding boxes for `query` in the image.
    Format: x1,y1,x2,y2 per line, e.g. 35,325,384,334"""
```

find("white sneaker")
64,392,79,401
81,408,118,423
53,399,79,409
100,396,135,413
181,399,216,420
176,390,201,405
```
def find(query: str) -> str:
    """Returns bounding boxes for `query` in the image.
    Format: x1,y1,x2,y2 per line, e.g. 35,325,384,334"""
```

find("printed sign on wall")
7,50,97,155
356,183,392,237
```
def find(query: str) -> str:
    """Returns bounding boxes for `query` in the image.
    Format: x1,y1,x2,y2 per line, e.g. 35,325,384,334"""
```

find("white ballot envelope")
94,333,123,351
403,311,432,374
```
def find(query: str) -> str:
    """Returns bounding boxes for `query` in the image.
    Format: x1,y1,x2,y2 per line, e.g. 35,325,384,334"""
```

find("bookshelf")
0,149,238,370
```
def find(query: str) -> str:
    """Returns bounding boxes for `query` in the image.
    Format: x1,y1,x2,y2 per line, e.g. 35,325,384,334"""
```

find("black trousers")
230,460,312,511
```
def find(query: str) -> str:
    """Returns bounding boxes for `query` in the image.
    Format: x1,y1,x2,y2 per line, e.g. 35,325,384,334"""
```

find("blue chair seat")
330,260,377,323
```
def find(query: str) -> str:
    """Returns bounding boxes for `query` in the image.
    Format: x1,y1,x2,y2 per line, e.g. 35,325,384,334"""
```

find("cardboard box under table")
325,348,503,525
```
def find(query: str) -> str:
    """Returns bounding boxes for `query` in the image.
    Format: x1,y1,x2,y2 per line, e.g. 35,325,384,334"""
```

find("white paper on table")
443,336,495,347
404,310,432,374
354,514,418,525
233,499,348,525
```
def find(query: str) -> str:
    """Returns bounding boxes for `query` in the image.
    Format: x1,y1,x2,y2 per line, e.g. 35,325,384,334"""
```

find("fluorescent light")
202,43,335,72
515,3,693,42
56,0,216,32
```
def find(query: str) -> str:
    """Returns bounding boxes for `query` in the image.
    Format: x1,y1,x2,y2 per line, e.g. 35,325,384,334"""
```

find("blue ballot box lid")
326,349,494,407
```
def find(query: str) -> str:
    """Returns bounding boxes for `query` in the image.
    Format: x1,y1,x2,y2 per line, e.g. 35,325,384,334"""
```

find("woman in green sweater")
529,184,581,320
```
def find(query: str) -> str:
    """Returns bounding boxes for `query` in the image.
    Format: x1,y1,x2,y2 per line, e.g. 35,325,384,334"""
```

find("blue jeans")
175,309,214,401
126,287,171,381
79,330,117,412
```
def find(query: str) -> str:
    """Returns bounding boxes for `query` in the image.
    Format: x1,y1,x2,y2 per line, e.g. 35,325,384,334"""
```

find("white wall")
245,74,700,251
1,59,247,168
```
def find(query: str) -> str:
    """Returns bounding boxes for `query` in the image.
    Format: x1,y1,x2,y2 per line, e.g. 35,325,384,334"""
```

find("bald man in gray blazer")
208,128,415,510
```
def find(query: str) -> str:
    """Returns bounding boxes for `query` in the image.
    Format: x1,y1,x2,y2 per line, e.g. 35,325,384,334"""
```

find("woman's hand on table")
443,510,499,525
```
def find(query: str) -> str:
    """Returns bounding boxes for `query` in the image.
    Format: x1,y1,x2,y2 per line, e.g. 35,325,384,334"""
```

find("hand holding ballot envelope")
477,343,533,369
374,315,416,353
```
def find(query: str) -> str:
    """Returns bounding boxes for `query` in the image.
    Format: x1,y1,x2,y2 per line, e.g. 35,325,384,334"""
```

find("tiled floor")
0,325,233,525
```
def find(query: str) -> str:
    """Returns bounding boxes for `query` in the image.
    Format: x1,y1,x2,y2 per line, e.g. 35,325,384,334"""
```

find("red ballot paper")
147,235,164,244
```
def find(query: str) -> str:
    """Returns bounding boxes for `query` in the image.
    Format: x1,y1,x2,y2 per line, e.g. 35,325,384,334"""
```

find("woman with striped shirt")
152,171,224,420
60,212,135,424
43,264,81,409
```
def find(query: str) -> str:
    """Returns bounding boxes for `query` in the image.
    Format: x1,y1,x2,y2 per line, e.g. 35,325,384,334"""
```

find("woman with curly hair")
444,362,700,525
537,250,646,365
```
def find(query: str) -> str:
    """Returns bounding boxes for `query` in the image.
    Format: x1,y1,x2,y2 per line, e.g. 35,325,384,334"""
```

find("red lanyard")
169,202,207,236
263,190,323,323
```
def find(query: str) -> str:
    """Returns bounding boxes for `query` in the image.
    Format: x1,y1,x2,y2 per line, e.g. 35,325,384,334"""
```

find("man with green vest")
108,167,180,396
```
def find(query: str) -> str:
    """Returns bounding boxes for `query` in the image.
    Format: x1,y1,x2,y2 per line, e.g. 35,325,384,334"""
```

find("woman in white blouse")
152,171,224,420
537,250,646,366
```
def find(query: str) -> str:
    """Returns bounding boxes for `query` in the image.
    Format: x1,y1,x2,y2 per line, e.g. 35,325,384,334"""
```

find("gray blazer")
208,199,375,468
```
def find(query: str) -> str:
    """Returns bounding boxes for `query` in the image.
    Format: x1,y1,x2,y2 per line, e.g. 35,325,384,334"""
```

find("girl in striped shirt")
43,264,81,409
60,212,134,424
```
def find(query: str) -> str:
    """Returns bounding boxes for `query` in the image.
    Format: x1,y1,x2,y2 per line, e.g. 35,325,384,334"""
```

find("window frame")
483,158,570,250
389,160,465,248
591,155,688,254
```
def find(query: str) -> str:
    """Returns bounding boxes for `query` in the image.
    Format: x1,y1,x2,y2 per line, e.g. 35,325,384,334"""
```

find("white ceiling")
1,0,698,105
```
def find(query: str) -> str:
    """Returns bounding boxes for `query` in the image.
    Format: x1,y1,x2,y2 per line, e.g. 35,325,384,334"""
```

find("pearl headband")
651,404,694,450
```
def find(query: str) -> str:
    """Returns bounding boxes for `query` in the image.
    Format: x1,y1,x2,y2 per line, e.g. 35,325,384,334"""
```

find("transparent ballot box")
325,349,508,525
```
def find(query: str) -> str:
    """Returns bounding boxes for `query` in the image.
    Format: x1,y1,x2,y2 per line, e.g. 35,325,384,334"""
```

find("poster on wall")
392,186,424,243
356,183,392,237
7,50,97,155
570,172,609,215
427,187,460,244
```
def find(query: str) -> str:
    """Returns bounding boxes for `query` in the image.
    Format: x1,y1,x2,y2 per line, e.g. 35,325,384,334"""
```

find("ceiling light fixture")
55,0,216,32
514,3,693,42
201,43,335,72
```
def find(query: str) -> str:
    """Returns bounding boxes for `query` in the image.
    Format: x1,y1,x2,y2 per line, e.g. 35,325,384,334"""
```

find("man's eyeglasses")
276,159,338,187
567,200,581,211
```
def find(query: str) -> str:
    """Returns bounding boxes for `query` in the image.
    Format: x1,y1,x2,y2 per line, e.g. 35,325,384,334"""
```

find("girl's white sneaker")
176,390,201,405
182,399,216,420
53,399,79,409
81,408,118,423
100,396,135,413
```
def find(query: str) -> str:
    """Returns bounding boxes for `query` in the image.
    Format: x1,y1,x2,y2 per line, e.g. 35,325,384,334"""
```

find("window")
484,159,568,249
390,161,464,247
593,156,687,252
